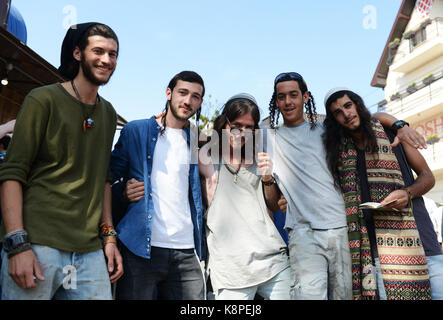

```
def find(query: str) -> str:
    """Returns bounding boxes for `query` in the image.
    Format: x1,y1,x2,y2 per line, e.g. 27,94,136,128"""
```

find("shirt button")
148,215,152,219
152,138,156,141
147,155,151,160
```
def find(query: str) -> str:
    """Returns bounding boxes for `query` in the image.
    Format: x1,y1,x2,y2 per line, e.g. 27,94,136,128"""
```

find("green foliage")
191,94,221,130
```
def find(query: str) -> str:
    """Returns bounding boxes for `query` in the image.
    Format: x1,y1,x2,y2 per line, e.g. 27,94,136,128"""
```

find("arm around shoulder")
373,113,426,149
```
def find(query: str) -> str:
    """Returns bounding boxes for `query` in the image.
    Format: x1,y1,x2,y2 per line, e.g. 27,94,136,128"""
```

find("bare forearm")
407,171,435,199
1,180,24,233
100,182,113,226
263,183,281,214
402,139,435,199
372,112,397,127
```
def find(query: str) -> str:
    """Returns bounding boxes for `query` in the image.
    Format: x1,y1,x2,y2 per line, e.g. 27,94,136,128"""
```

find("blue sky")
11,0,402,126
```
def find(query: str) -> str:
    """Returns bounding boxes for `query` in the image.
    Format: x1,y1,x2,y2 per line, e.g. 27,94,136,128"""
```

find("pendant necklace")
224,163,241,183
71,80,99,132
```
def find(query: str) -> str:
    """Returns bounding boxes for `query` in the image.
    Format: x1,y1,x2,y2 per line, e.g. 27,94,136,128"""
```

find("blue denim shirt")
110,116,203,259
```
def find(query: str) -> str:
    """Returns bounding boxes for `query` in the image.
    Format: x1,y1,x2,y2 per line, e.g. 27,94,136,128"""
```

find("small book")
359,199,399,211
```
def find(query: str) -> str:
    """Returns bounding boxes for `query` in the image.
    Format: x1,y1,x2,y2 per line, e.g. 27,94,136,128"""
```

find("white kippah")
324,87,350,107
227,93,258,105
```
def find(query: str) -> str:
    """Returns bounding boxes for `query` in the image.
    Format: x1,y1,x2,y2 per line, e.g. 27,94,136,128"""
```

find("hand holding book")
359,188,412,211
359,199,399,211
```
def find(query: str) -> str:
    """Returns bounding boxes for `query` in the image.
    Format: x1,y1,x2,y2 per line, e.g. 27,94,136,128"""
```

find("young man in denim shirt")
111,71,206,300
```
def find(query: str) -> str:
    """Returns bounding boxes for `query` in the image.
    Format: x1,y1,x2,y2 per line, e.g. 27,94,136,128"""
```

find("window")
409,28,427,52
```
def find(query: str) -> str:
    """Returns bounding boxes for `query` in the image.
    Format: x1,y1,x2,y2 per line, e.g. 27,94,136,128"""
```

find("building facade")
372,0,443,204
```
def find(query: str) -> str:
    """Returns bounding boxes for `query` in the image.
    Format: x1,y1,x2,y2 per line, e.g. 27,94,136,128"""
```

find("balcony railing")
389,17,443,73
378,72,443,117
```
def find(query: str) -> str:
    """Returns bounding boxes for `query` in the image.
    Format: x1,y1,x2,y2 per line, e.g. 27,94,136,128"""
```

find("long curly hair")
322,90,378,187
269,75,317,129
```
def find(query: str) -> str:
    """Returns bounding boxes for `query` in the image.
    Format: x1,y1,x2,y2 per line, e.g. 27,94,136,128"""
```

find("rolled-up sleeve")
0,94,49,185
110,124,130,181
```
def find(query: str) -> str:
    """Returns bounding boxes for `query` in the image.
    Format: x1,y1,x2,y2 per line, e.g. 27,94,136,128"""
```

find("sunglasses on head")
274,72,304,85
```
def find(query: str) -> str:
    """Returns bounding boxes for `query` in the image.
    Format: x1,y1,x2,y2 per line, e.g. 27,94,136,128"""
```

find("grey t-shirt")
270,122,347,230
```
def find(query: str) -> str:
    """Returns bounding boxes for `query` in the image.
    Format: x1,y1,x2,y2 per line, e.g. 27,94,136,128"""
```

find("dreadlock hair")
268,74,318,129
322,90,378,188
211,97,260,162
160,71,205,135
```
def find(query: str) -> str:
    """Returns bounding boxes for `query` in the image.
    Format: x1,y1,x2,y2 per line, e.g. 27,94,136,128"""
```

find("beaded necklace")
71,80,99,132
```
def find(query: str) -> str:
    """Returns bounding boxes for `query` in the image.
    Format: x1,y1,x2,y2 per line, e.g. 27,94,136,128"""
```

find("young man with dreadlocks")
0,23,123,300
268,72,427,300
323,87,442,300
110,71,206,300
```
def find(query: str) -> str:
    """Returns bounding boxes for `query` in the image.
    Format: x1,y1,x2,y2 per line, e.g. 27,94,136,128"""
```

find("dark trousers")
116,243,205,300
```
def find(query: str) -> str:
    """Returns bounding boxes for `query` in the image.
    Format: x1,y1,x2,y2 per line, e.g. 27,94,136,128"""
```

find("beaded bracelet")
404,187,413,216
99,222,118,239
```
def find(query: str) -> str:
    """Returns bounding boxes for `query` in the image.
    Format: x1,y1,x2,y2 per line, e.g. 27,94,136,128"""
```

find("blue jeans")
0,245,112,300
375,254,443,300
427,254,443,300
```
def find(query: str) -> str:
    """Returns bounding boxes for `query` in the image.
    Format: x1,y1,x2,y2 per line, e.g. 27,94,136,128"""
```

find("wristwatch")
2,231,29,253
262,176,276,186
391,120,409,133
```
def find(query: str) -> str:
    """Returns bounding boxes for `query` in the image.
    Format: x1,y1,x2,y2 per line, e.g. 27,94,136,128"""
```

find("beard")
167,99,196,122
80,54,114,86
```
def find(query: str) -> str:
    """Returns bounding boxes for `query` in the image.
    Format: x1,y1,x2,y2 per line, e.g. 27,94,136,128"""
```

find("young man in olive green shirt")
0,23,123,300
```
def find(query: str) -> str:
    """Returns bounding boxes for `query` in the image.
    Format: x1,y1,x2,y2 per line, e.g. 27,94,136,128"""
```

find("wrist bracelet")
404,187,413,216
7,242,32,259
99,223,118,239
102,235,117,246
262,176,276,186
5,229,28,238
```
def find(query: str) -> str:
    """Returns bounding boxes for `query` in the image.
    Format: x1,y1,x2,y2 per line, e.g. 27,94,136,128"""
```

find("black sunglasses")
274,72,304,85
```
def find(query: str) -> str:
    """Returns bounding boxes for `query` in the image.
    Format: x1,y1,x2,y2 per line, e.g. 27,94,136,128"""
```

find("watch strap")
262,176,276,186
391,120,409,132
3,230,29,253
7,242,32,259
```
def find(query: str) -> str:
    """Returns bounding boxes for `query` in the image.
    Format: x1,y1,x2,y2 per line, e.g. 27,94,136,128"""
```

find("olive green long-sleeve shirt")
0,83,117,253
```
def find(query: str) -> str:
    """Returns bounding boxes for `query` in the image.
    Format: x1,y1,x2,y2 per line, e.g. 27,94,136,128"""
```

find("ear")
166,87,172,101
73,46,82,62
303,91,310,104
